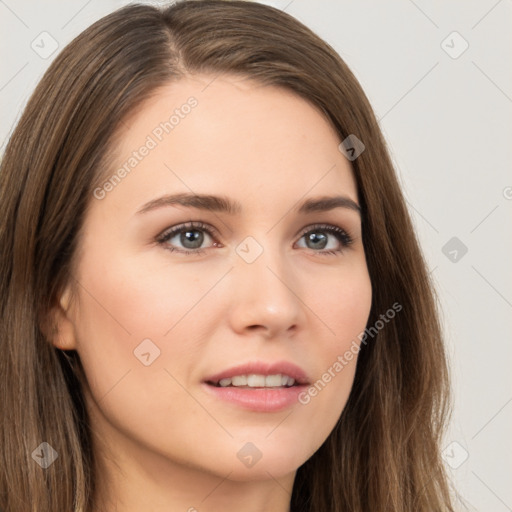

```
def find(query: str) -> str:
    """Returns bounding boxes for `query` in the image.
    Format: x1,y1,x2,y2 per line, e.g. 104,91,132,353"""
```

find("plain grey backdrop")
1,1,511,510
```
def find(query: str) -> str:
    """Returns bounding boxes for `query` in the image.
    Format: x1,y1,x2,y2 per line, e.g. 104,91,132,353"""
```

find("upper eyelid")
158,221,218,240
299,222,352,235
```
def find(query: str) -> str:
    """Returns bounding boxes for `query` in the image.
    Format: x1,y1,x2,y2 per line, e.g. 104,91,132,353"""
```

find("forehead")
98,74,358,214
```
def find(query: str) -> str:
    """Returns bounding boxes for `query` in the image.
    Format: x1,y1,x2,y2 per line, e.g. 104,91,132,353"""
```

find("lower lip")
201,382,308,412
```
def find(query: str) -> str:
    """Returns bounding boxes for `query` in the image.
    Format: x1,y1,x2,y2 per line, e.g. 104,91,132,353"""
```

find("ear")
42,284,78,351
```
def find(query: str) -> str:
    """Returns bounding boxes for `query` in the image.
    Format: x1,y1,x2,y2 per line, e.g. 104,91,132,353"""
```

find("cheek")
71,249,230,411
74,248,220,345
308,258,372,345
295,262,371,435
70,258,211,459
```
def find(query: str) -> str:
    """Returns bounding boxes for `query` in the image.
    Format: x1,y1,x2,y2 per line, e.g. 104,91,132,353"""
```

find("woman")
0,1,454,510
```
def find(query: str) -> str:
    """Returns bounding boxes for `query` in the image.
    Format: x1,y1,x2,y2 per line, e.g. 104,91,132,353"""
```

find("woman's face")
58,75,372,484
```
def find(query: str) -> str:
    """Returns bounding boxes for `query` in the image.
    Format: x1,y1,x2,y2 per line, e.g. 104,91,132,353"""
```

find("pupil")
181,230,203,249
307,232,327,249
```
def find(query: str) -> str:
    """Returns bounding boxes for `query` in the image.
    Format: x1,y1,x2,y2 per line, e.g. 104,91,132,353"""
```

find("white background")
1,1,511,510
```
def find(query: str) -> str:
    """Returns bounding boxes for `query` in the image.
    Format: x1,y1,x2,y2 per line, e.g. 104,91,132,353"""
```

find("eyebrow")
136,193,361,216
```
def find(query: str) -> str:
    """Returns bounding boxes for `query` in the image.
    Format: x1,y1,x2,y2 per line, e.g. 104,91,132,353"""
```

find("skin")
51,74,372,512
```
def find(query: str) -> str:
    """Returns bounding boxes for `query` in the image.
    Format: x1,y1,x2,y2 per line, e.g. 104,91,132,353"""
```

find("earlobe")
43,285,78,351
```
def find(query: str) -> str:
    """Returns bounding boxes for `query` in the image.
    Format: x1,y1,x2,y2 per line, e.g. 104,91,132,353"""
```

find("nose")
227,242,305,339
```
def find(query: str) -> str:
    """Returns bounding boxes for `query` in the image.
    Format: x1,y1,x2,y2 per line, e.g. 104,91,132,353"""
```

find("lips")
202,360,311,412
203,360,310,387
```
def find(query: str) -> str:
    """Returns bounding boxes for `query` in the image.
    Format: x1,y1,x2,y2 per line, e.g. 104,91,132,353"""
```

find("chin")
221,458,303,482
227,438,313,481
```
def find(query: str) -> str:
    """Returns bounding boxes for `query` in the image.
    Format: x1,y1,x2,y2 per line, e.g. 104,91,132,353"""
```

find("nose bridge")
229,234,303,335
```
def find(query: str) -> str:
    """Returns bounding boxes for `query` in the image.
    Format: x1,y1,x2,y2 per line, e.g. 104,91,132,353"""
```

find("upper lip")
204,360,310,386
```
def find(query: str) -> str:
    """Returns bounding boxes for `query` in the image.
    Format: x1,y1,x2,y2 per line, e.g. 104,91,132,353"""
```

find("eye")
156,221,354,256
295,224,354,255
156,221,220,256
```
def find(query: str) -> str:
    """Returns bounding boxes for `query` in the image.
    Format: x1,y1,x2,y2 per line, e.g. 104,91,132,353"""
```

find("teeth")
265,374,282,387
247,374,265,387
215,374,296,388
232,375,247,386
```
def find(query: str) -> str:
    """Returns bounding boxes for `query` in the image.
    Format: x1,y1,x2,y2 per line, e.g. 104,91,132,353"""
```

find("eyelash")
156,221,354,256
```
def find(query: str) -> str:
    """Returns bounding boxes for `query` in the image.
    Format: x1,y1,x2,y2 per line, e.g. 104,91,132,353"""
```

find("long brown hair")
0,1,454,510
